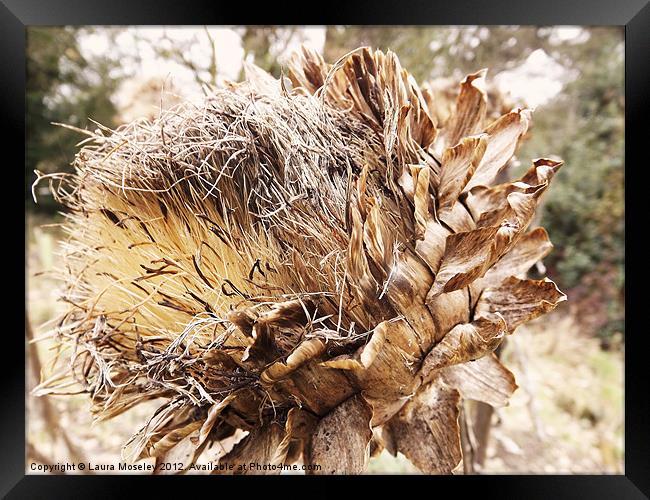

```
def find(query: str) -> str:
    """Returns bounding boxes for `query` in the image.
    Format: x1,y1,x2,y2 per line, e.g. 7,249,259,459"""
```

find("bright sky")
78,26,583,115
494,48,566,108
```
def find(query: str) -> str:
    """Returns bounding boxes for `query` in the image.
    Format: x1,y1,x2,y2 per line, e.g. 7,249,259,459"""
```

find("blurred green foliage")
27,27,124,211
323,26,555,81
240,27,300,78
516,29,624,340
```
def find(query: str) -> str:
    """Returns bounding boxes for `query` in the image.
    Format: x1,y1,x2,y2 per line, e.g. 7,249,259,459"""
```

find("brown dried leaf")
278,362,358,416
476,183,545,231
520,158,564,186
122,403,182,463
409,84,438,149
369,427,385,458
320,320,387,372
305,394,373,474
381,424,398,456
150,421,202,461
152,394,237,474
348,204,380,304
437,134,488,215
427,224,517,298
257,298,315,329
419,315,508,380
385,377,462,474
214,422,287,475
442,70,488,149
242,321,278,365
415,218,450,274
475,276,567,332
198,394,238,446
384,251,435,322
464,158,563,221
285,407,319,440
426,288,471,342
438,200,476,234
274,407,319,466
320,319,420,403
260,338,326,385
465,109,530,190
439,353,517,407
430,177,555,299
412,165,432,240
364,395,417,429
472,227,553,293
363,196,395,276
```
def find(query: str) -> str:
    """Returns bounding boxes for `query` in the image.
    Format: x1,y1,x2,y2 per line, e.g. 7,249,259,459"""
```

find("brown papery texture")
35,46,566,474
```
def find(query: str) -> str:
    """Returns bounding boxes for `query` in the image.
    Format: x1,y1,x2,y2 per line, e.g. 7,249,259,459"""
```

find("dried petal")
419,315,508,380
441,69,488,150
476,276,567,332
306,395,373,474
214,422,286,475
465,109,530,190
260,338,326,385
385,377,462,474
439,353,517,407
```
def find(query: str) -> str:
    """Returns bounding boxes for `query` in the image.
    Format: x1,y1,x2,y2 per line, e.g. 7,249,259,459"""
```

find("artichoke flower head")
36,46,566,474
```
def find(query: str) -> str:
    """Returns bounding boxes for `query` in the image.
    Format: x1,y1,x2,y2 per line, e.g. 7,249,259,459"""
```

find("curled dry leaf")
305,395,373,475
36,46,566,475
152,393,237,474
214,422,287,475
464,158,563,221
384,377,462,474
437,134,488,216
474,227,554,289
260,338,326,384
437,69,488,152
439,353,517,407
476,276,567,333
427,224,517,298
419,315,508,382
464,108,531,191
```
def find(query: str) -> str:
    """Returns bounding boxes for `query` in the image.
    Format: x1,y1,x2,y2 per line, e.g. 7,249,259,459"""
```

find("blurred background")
25,26,624,474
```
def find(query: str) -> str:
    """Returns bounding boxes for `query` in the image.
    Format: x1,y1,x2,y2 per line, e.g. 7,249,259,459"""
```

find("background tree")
239,27,298,77
517,28,624,342
27,27,126,212
324,26,555,81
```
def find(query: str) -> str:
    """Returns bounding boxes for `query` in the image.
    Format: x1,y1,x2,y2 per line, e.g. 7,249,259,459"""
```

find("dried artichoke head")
38,46,565,474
